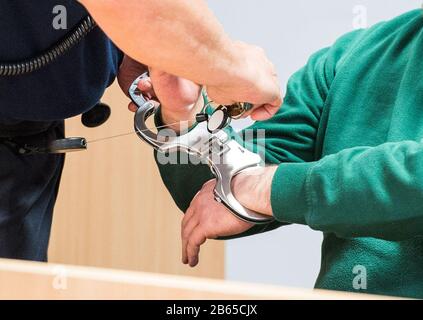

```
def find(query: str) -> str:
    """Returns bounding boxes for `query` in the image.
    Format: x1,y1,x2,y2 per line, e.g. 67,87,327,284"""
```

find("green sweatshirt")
156,10,423,299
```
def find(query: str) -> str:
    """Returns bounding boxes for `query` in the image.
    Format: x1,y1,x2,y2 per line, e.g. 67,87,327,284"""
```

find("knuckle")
181,214,190,228
181,227,189,239
187,240,196,251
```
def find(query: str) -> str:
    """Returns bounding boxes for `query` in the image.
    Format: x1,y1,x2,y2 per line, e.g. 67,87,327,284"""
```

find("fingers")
186,229,207,267
128,102,138,113
181,206,199,265
206,42,282,114
137,77,156,99
250,103,281,121
117,55,149,96
182,216,205,267
127,75,157,113
137,77,152,91
181,185,214,267
244,94,282,121
180,180,254,268
274,95,283,109
207,84,282,121
182,191,200,229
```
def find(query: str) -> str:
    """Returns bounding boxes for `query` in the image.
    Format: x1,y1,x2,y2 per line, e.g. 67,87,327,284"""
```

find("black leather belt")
0,137,87,155
0,120,87,154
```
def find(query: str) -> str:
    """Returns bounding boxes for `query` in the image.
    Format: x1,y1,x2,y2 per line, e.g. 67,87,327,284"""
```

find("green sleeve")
156,30,363,239
268,31,423,241
272,140,423,241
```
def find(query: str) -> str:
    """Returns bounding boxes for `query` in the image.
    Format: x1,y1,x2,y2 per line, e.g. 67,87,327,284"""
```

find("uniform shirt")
0,0,122,121
155,9,423,299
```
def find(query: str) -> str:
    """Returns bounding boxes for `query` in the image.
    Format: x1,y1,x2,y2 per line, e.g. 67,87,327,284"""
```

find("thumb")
250,102,281,121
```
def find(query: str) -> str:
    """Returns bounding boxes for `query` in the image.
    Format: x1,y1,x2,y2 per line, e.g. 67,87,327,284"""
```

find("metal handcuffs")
130,74,273,224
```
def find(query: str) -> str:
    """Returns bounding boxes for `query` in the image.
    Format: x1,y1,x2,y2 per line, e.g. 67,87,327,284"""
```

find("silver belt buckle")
130,74,273,224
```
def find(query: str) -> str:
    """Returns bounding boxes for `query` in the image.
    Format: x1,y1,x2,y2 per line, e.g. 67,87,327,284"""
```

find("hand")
182,180,254,267
181,166,277,267
125,66,203,131
148,69,203,131
207,41,283,121
117,55,148,97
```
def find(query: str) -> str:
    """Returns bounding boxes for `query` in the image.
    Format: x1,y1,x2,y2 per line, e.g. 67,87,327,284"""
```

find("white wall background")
205,0,422,288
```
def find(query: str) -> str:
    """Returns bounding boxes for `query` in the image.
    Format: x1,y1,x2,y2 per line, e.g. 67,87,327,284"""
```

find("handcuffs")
130,73,273,224
11,73,273,224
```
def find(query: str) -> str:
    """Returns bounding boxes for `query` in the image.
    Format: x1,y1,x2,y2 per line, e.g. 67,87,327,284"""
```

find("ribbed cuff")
271,162,316,225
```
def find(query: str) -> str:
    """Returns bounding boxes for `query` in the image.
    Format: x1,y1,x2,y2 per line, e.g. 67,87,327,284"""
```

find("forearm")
154,124,286,239
79,0,246,87
271,141,423,241
157,159,285,240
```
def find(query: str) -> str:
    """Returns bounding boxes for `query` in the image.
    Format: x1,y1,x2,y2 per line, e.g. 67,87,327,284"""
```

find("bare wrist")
160,110,196,133
232,166,277,216
160,95,205,133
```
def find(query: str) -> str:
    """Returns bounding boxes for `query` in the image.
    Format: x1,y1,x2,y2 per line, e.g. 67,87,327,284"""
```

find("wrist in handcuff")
131,74,273,224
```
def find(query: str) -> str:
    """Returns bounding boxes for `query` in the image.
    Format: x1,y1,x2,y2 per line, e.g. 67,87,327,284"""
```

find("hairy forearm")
78,0,245,87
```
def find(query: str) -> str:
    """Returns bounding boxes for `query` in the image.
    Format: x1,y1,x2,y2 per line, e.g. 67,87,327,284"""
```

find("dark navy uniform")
0,1,123,260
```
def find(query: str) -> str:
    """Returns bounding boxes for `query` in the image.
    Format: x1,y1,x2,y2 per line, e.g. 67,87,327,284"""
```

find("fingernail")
142,80,152,87
190,258,198,267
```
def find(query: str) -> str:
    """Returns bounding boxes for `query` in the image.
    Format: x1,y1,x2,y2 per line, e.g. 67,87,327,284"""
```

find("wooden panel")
0,259,391,300
48,82,224,279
